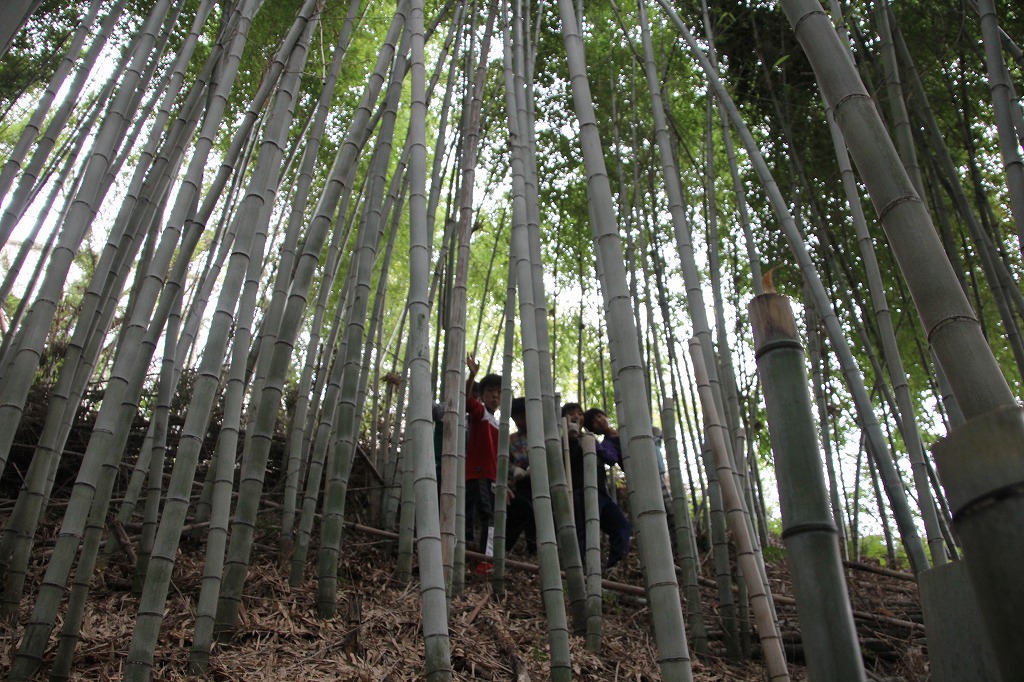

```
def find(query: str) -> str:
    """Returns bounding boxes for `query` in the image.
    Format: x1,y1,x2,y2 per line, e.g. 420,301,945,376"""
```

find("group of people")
461,355,632,574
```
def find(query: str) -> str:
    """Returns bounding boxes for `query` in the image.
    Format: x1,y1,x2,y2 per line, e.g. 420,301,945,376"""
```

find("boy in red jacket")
465,355,501,567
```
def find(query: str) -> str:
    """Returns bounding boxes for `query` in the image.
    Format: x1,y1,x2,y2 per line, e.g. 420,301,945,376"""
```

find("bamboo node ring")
780,522,837,540
952,480,1024,523
926,314,981,342
876,193,921,223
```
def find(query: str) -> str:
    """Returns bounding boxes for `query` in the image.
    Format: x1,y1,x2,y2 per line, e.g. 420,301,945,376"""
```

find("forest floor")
1,515,929,681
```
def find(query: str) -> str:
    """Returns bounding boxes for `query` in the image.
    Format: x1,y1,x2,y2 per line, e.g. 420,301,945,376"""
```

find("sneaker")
475,561,494,575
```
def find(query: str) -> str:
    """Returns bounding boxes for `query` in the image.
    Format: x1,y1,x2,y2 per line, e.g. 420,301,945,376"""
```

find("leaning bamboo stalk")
508,223,572,680
383,387,409,523
0,0,127,248
751,292,865,681
186,327,247,674
123,8,319,677
316,11,410,618
0,0,42,59
805,300,850,555
655,0,929,574
781,2,1024,674
382,319,411,534
40,0,239,622
424,4,464,243
688,338,789,681
0,0,102,212
439,3,495,589
508,0,587,630
0,0,175,481
872,0,924,196
556,0,691,676
492,262,517,593
130,294,181,586
707,38,763,293
393,352,417,583
501,3,571,673
976,0,1024,253
645,227,705,535
659,399,708,655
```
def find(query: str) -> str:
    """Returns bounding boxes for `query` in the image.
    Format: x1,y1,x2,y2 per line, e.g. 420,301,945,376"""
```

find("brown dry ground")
0,523,929,681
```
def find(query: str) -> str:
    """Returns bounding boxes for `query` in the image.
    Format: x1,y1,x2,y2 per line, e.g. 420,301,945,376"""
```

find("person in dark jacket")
563,403,632,571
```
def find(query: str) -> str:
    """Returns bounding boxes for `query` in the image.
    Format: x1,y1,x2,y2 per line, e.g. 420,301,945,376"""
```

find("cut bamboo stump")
750,292,866,682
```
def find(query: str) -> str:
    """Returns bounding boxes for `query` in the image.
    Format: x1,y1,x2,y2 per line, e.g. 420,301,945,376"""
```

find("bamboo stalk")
750,292,865,681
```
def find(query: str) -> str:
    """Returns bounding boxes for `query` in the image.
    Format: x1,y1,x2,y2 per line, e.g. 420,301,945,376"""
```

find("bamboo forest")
1,0,1023,679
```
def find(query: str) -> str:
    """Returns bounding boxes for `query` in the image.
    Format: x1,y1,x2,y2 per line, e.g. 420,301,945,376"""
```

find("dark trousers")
575,490,632,568
504,482,536,554
466,478,495,556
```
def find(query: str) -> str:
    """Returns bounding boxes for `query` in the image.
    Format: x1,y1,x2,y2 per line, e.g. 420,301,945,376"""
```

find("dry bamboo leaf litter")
0,522,930,680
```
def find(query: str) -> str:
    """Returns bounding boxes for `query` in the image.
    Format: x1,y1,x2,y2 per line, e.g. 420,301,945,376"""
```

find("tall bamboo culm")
556,0,692,677
580,433,602,652
500,2,573,675
655,0,929,574
409,0,452,674
781,1,1023,676
508,0,589,630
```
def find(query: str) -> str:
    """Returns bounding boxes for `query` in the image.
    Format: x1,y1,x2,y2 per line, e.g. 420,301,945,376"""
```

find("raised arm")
466,354,479,400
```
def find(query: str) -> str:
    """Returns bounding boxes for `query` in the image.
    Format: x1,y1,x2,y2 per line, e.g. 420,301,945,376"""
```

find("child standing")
465,355,501,569
505,397,536,554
